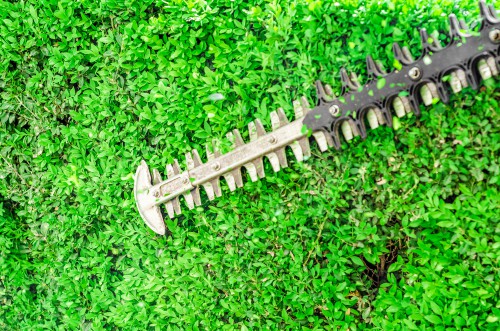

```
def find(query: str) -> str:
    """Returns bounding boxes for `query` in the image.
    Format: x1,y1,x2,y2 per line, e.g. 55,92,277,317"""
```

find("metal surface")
135,1,500,235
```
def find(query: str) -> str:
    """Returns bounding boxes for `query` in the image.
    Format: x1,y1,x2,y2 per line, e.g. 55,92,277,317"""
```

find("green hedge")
1,0,499,329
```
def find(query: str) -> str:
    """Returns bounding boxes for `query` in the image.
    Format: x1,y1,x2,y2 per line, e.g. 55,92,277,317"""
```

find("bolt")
212,162,220,171
489,29,500,43
329,105,340,117
409,67,422,80
269,136,277,144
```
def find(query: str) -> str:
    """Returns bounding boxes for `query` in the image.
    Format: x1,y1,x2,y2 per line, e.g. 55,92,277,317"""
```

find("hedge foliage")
1,0,499,329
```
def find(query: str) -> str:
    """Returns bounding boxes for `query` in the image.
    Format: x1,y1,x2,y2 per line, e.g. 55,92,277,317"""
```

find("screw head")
328,105,340,117
212,162,221,171
490,29,500,43
182,177,190,185
269,136,277,144
409,67,422,80
153,191,160,198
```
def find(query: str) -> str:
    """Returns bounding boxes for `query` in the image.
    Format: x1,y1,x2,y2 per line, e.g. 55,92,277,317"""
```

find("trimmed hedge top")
1,0,499,330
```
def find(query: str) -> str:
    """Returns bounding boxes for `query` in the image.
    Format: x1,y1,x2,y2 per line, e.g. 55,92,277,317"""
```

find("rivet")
328,105,340,117
489,29,500,43
409,67,422,80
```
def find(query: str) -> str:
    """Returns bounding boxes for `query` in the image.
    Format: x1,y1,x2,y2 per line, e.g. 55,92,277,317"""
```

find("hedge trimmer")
134,1,499,235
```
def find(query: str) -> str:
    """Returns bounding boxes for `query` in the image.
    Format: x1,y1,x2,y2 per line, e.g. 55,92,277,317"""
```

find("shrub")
1,0,499,329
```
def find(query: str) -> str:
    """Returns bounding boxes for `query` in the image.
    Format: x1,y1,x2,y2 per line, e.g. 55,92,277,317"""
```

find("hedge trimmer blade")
135,1,500,235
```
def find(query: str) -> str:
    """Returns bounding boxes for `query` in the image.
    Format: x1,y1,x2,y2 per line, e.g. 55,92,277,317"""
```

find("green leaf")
377,77,386,90
424,314,442,324
430,302,443,316
351,256,365,266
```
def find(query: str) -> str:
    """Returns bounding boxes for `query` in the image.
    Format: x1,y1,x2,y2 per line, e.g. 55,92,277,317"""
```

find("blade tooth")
224,174,237,191
486,57,499,76
393,97,407,118
489,4,499,20
231,168,244,188
172,159,181,175
401,96,413,114
315,80,329,103
165,201,175,219
289,140,304,161
449,71,462,93
292,101,311,157
359,107,386,131
409,92,422,117
342,119,360,141
393,42,412,65
312,131,330,152
401,46,415,63
366,55,386,78
192,149,203,166
202,183,215,201
479,0,488,18
275,149,288,168
172,197,181,215
191,188,202,206
153,165,178,217
340,67,361,90
212,139,221,157
254,119,266,137
350,72,360,88
357,112,369,138
465,65,480,90
374,107,386,126
465,70,479,90
330,130,342,150
419,28,431,52
456,69,468,88
420,83,438,106
243,163,259,182
270,110,280,130
206,142,215,161
166,163,175,178
226,131,235,148
458,19,469,31
324,84,334,97
266,153,281,172
479,0,498,24
300,96,311,112
299,138,311,157
165,161,182,214
248,121,258,141
277,108,289,125
222,169,237,191
293,99,304,119
253,157,265,178
478,59,493,80
232,129,245,147
429,30,443,49
436,81,450,104
152,168,162,185
448,14,466,38
366,108,380,129
211,179,222,197
185,151,195,170
183,192,195,210
340,121,354,141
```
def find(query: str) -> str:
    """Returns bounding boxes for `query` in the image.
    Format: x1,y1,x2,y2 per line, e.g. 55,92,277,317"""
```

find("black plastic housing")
303,1,500,150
